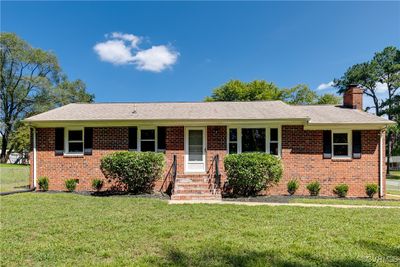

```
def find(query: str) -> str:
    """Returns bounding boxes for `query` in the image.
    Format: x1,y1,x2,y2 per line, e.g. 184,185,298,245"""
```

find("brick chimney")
343,85,363,110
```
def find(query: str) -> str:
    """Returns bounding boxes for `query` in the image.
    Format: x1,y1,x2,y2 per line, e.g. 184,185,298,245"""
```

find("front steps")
171,174,222,201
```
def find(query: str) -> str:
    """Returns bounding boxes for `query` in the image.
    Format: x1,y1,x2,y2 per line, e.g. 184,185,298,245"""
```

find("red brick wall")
31,125,384,197
266,126,382,197
33,127,128,191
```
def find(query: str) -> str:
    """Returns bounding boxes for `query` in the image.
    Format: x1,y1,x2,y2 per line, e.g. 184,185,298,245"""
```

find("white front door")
185,127,206,173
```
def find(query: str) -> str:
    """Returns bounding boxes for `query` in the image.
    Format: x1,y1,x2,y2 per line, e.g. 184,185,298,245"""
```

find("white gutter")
379,129,384,198
33,127,37,188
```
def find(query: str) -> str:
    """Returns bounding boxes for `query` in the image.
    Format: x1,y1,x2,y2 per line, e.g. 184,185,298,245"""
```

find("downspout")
379,129,384,198
33,127,37,188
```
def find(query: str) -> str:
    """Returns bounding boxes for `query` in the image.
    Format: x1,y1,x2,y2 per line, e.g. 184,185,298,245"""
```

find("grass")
1,193,400,266
0,164,30,192
387,171,400,180
289,198,400,206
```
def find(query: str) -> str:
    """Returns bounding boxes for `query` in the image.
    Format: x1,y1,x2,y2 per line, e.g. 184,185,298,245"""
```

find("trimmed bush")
224,153,283,197
287,179,299,195
91,179,104,192
100,151,165,193
333,184,349,198
306,181,321,196
65,179,78,192
38,176,49,191
365,184,378,198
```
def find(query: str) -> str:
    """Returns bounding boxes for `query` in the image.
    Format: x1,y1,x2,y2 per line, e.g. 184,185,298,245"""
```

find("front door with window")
185,128,206,173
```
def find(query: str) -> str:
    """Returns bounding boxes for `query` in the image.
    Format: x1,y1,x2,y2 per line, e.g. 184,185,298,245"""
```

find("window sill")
331,157,352,162
63,153,84,158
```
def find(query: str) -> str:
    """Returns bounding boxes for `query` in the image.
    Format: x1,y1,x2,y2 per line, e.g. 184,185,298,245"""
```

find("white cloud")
375,82,388,93
317,81,334,91
110,32,141,48
93,40,134,65
93,32,179,72
133,45,179,72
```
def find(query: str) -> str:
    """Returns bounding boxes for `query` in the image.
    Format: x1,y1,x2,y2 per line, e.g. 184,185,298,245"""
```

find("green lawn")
387,171,400,180
0,164,30,192
289,198,400,206
1,193,400,266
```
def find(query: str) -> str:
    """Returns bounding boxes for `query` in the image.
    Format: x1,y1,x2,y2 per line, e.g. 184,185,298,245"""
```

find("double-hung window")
66,128,84,154
140,129,156,152
269,128,279,155
228,128,238,154
332,131,351,158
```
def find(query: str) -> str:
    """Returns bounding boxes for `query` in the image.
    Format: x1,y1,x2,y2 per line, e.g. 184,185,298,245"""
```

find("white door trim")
184,127,206,173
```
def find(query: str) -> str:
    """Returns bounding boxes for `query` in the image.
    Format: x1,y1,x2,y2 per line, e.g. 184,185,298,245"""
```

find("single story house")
24,86,394,199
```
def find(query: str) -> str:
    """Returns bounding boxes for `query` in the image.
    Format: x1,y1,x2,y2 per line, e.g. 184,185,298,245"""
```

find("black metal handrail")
160,155,177,196
207,154,221,194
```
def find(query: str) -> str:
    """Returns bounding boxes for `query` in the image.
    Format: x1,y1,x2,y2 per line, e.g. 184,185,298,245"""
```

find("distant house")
24,86,394,199
388,156,400,171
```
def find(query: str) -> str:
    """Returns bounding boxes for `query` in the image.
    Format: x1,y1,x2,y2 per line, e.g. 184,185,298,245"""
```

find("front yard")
1,193,400,266
0,164,30,192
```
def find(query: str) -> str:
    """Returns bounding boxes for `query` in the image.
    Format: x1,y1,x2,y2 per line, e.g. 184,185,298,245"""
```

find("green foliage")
306,181,321,196
333,184,349,198
38,177,49,191
205,80,282,101
334,46,400,117
100,151,165,193
317,93,341,105
91,179,104,192
205,80,341,106
224,153,283,196
65,179,78,192
365,184,378,198
287,179,299,195
0,32,94,163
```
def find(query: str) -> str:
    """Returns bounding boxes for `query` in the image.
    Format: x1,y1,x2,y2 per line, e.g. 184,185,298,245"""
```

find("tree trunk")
0,136,8,163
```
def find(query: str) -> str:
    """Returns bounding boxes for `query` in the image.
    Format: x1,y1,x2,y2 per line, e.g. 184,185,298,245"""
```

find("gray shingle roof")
24,101,394,125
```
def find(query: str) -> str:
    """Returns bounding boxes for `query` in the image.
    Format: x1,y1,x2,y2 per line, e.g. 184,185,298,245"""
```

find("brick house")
25,86,394,200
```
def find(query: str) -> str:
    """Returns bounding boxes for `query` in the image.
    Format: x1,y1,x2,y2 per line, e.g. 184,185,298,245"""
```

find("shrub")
306,181,321,196
333,184,349,198
91,179,104,192
100,151,165,193
224,153,283,197
287,179,299,195
38,176,49,191
65,179,78,192
365,184,378,198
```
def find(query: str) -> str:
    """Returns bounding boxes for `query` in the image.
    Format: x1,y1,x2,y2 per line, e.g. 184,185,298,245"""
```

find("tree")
205,80,341,105
317,93,341,105
281,84,341,105
204,80,282,101
0,32,94,163
334,46,400,173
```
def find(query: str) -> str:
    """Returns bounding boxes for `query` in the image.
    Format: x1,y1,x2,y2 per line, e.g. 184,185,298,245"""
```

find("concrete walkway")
169,200,400,209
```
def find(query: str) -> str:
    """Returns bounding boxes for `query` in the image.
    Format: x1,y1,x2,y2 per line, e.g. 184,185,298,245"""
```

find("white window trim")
332,130,352,159
138,127,157,152
64,127,84,155
227,125,281,156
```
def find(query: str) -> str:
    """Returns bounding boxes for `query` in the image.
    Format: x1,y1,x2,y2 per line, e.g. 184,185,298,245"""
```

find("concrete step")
174,189,212,194
171,193,222,201
176,177,209,183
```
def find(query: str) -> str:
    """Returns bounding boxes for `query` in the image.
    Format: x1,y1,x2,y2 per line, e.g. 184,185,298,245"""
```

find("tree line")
1,32,398,168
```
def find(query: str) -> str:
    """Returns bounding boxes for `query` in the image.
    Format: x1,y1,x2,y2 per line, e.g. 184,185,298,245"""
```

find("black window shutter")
323,130,332,159
55,128,64,156
157,127,166,150
352,130,362,159
128,127,137,150
84,128,93,155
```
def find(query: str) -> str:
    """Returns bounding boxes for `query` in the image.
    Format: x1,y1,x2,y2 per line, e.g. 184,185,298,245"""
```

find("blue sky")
2,1,400,103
